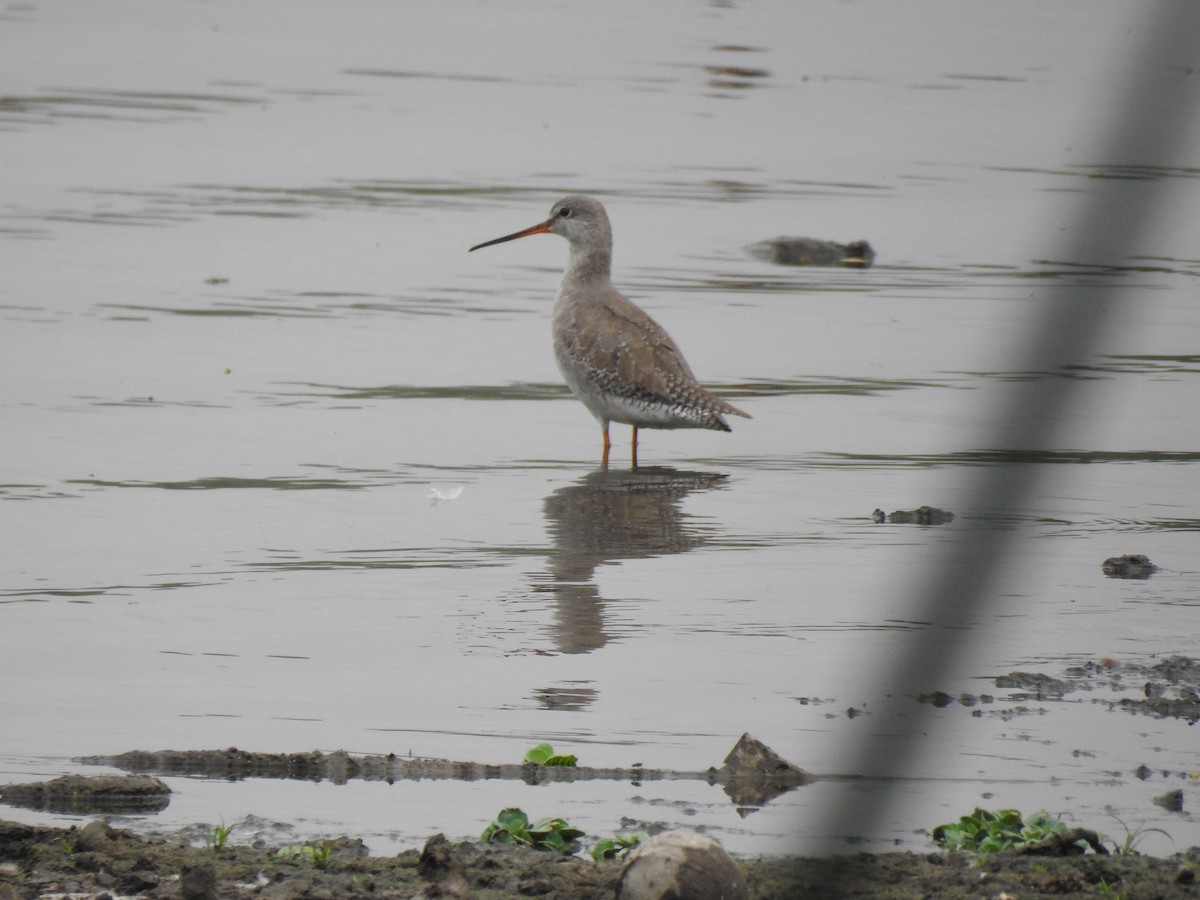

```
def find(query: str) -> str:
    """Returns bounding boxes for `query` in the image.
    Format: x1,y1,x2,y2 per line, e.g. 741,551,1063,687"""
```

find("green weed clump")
932,808,1077,854
591,831,648,862
205,821,233,854
481,807,583,853
523,742,578,767
275,842,334,868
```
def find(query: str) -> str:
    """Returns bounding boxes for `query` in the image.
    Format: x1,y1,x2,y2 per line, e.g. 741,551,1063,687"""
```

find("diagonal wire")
812,0,1200,858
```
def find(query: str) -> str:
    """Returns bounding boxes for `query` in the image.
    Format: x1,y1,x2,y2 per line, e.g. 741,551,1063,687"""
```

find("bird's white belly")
555,353,706,429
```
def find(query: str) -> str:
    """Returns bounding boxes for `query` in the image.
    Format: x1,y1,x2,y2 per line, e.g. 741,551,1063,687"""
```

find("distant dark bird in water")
747,236,875,268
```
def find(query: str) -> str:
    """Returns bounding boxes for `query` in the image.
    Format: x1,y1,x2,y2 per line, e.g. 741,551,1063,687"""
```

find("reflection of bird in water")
537,467,728,658
470,196,750,467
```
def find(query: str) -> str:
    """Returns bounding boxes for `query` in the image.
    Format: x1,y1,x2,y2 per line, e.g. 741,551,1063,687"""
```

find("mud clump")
0,774,170,814
994,671,1073,700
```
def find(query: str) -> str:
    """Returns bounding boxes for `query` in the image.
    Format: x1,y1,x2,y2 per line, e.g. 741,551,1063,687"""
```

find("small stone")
917,691,955,708
1154,788,1184,812
180,862,217,900
617,830,748,900
76,820,118,853
721,733,806,782
418,833,469,898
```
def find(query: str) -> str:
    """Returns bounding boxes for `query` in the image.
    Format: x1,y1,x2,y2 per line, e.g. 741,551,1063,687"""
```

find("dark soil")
1,818,1197,899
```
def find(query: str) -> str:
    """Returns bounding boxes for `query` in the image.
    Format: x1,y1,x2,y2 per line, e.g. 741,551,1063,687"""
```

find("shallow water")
3,0,1200,859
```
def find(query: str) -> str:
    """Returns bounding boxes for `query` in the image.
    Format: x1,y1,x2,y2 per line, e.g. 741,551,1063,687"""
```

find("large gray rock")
617,830,748,900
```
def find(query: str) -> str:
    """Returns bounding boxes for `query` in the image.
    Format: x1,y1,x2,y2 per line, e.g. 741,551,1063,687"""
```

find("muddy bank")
1,818,1197,899
0,775,170,815
56,734,810,814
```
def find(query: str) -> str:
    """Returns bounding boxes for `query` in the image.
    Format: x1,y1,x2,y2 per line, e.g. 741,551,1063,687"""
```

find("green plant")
524,742,577,767
481,807,583,853
205,821,232,853
274,842,333,867
59,835,77,856
1106,816,1171,856
591,831,649,862
931,808,1080,854
1098,877,1125,898
305,842,333,868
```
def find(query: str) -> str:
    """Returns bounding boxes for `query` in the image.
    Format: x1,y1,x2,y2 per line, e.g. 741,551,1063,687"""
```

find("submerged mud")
925,655,1200,725
61,734,811,814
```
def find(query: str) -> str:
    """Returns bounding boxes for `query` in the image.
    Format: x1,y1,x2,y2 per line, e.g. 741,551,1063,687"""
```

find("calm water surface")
3,0,1200,857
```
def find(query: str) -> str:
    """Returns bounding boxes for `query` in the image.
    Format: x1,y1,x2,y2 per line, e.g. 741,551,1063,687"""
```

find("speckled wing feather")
555,285,749,429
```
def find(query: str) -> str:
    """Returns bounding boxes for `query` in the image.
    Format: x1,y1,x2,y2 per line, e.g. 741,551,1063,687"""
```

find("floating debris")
1102,554,1159,579
429,484,465,506
872,506,955,525
747,236,875,268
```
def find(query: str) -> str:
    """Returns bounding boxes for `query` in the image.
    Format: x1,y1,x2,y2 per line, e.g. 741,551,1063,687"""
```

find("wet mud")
1,818,1197,899
923,655,1200,726
5,668,1200,898
42,734,809,815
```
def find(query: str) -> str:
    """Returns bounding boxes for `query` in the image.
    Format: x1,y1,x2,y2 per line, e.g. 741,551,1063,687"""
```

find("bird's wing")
557,287,746,420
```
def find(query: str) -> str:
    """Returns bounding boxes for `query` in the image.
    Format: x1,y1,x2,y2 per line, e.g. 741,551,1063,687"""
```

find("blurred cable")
813,0,1200,856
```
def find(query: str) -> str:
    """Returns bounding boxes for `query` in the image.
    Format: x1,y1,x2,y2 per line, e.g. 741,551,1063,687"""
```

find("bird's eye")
558,207,572,218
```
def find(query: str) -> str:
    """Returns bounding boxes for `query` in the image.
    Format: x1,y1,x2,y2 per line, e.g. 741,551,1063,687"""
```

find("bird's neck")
563,242,612,286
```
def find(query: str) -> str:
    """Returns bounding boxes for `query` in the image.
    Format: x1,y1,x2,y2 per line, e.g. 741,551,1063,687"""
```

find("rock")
719,733,810,807
417,833,470,898
1154,788,1184,812
617,830,748,900
76,820,120,853
747,236,875,268
721,733,807,782
1102,554,1159,579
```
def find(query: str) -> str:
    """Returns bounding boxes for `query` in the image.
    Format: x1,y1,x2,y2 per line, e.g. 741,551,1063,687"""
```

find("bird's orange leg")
600,424,611,469
631,426,639,469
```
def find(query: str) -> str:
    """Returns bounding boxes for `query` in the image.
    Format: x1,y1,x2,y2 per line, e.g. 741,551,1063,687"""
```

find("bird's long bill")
468,218,553,252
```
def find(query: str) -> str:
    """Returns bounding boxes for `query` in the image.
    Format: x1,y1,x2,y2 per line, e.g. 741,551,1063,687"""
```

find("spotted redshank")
469,195,750,467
